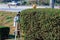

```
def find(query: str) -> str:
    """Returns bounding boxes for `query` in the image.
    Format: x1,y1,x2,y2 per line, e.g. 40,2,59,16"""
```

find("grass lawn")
0,11,16,26
0,11,24,40
0,11,17,34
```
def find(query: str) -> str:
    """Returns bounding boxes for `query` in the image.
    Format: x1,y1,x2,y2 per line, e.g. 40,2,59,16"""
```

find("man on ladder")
13,11,20,40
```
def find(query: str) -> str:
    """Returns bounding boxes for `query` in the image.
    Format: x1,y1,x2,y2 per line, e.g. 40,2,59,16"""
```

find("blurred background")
0,0,60,6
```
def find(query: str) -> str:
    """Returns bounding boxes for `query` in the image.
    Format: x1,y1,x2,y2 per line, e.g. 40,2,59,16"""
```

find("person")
13,11,20,27
8,4,10,8
13,11,20,40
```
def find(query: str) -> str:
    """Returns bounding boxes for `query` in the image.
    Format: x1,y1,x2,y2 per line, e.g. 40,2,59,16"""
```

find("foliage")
6,16,12,19
0,26,10,40
20,8,60,40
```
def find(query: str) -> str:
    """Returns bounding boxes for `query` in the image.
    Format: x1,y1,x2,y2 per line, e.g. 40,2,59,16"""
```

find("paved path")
0,4,60,12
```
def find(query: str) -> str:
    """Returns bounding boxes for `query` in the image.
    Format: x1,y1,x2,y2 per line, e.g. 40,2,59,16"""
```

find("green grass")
0,11,16,27
0,11,17,34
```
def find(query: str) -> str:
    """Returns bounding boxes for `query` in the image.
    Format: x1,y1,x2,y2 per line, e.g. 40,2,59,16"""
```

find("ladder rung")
15,30,20,31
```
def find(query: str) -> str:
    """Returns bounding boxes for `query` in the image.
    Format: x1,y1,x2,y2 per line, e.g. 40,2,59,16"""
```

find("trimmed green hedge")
0,26,10,40
20,9,60,40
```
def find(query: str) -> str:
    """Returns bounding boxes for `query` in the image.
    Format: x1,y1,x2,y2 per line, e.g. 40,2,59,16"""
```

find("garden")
0,8,60,40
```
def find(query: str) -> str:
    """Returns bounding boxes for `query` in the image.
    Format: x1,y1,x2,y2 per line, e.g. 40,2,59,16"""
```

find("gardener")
13,11,20,40
14,11,20,27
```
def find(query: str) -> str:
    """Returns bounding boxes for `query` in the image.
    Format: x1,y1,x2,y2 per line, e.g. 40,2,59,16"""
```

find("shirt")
14,16,20,22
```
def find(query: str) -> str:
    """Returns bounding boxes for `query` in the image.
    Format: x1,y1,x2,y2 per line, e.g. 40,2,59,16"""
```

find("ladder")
15,23,20,40
14,11,21,40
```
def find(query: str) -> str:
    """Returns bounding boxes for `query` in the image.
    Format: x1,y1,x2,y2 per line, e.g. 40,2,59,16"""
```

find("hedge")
0,26,10,40
20,8,60,40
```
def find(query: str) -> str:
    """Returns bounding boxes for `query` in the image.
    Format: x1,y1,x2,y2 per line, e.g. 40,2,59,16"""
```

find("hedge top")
0,26,9,28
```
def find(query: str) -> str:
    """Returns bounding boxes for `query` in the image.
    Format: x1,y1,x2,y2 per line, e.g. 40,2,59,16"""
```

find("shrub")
6,16,12,19
20,8,60,40
0,26,10,40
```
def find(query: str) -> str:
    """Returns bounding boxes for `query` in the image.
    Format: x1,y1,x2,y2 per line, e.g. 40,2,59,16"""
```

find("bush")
6,16,12,19
0,26,10,40
20,8,60,40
